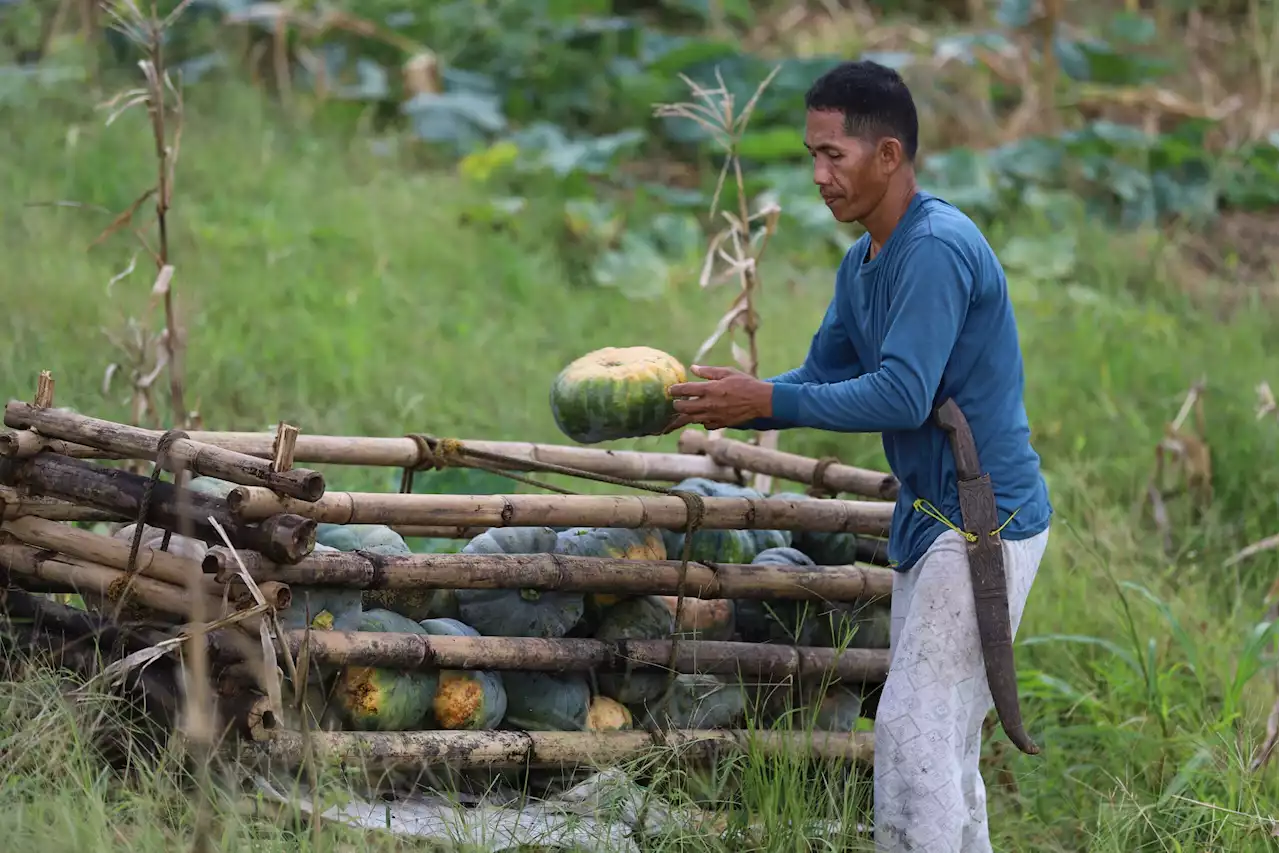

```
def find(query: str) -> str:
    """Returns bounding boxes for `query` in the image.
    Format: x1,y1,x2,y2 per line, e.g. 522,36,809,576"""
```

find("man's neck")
862,175,919,261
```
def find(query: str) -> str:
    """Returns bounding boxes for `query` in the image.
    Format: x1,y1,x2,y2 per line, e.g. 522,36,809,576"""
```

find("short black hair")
804,60,919,162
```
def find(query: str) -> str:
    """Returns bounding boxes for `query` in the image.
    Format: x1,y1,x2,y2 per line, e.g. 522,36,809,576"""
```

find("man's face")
804,108,890,224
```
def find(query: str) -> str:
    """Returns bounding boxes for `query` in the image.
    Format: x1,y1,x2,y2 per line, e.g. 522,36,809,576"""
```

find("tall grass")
0,79,1276,851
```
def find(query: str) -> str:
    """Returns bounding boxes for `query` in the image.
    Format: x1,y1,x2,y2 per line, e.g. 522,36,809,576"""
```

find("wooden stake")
250,721,875,767
270,422,299,473
225,488,894,535
202,547,893,602
34,372,55,408
679,429,899,501
278,630,889,682
3,402,326,501
0,451,317,563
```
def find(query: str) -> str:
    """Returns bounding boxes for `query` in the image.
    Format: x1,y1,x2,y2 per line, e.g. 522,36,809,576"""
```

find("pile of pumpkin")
257,475,891,738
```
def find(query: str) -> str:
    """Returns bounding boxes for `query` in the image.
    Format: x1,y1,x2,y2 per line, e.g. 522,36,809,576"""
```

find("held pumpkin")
549,346,687,444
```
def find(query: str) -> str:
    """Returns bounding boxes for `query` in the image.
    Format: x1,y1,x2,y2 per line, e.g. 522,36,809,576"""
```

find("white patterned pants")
873,526,1049,852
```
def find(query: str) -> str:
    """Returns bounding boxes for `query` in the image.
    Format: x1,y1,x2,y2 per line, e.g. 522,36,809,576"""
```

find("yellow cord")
911,497,1021,542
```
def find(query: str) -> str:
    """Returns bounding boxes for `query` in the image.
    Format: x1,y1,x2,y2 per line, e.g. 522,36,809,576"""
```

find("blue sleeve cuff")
770,382,802,424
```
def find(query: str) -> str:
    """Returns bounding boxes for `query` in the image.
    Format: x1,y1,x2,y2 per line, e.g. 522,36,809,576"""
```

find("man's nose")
812,159,830,185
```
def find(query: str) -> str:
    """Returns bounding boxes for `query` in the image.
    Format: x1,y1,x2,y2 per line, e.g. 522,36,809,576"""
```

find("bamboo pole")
250,721,875,768
3,402,326,501
678,429,899,502
0,485,125,522
11,426,748,484
189,431,746,483
0,451,317,563
0,542,235,625
391,525,489,540
203,547,893,602
279,630,889,682
2,515,216,592
0,428,126,460
226,488,895,535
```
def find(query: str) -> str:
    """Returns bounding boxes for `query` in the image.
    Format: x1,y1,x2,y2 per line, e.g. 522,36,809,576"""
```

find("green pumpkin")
363,529,457,621
315,523,366,552
632,674,746,729
454,526,584,637
501,672,592,731
817,599,892,650
593,595,675,642
734,548,824,645
331,609,438,731
281,542,363,630
186,475,236,499
549,346,688,444
812,685,864,733
351,524,411,554
770,492,861,565
664,528,759,565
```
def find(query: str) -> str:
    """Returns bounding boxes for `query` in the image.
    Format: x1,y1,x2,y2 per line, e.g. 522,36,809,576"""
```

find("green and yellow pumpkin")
549,346,687,444
331,609,438,731
554,526,666,612
418,617,508,730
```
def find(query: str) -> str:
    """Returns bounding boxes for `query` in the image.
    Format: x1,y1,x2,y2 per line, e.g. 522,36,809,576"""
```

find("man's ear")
878,137,903,173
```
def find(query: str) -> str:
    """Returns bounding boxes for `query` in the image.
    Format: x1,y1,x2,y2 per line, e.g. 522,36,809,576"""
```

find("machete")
934,397,1040,756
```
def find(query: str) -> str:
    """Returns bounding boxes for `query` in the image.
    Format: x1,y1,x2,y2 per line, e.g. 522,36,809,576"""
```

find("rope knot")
805,456,841,499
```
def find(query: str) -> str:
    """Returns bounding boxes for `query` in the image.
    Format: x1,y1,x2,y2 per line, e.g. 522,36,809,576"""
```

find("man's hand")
662,365,773,433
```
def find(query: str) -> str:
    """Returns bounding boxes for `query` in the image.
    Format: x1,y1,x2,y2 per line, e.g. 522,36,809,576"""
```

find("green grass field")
1,78,1277,851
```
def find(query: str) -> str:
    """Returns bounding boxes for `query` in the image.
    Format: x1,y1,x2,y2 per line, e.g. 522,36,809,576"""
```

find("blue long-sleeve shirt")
738,190,1052,572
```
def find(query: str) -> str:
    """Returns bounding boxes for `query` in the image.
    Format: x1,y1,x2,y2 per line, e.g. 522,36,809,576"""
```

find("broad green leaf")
995,0,1036,29
591,232,674,301
646,212,703,262
402,90,507,152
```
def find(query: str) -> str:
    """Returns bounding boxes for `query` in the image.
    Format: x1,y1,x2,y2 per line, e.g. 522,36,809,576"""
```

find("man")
664,60,1053,852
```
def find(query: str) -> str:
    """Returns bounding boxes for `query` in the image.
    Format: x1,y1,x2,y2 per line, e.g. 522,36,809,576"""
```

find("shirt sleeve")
768,236,974,433
731,291,864,433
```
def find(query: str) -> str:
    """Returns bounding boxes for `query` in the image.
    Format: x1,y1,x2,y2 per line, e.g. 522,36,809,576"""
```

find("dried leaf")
107,252,140,295
731,340,751,372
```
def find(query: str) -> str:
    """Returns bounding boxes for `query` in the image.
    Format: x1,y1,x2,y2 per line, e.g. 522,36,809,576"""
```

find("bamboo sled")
202,546,893,602
225,487,895,535
0,451,317,563
276,630,889,682
249,722,876,768
3,403,326,501
679,430,900,502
